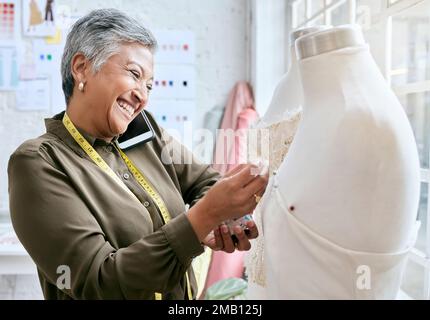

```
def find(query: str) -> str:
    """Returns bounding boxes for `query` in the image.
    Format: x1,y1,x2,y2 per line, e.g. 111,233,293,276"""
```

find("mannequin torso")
274,45,420,253
262,26,420,299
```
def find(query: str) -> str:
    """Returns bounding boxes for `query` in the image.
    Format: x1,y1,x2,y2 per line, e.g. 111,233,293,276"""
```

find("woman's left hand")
202,219,259,252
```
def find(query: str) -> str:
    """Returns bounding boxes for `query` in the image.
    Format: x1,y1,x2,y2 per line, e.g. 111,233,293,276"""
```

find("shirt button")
143,201,150,208
123,173,130,180
106,146,113,152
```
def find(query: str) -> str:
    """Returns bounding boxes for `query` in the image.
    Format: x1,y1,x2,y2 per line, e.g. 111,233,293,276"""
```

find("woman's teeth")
118,100,134,117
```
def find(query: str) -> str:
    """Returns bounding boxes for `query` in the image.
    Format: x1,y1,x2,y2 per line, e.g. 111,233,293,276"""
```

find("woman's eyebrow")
128,60,146,75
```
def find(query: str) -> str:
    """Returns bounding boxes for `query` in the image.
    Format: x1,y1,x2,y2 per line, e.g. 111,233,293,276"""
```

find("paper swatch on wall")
152,30,195,65
32,35,65,112
0,1,17,41
55,4,74,28
22,0,56,37
0,46,19,90
151,65,196,100
147,100,196,148
15,76,49,110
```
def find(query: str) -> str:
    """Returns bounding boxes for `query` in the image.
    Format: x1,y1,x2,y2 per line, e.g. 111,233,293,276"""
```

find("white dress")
245,109,302,299
247,44,420,299
261,174,418,299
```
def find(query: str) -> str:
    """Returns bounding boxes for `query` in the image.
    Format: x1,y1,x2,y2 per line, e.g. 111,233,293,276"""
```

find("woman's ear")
70,53,89,85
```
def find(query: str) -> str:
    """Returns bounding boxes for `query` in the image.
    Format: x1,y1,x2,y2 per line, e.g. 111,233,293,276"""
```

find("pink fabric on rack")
205,81,259,291
213,81,258,173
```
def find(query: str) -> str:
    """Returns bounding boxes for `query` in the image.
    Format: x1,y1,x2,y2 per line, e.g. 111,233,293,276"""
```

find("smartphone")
117,111,156,150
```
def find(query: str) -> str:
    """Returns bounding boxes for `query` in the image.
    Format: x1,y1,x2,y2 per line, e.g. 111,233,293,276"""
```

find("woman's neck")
66,100,113,142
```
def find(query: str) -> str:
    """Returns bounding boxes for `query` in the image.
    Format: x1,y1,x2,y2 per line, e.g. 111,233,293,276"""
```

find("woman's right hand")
202,164,268,222
187,163,269,241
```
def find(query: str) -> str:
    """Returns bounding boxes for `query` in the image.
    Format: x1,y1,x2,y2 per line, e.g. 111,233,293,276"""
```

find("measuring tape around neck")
62,113,193,300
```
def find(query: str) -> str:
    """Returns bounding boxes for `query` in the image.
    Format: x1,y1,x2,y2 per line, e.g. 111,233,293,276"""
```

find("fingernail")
234,226,243,234
247,220,255,228
222,225,229,234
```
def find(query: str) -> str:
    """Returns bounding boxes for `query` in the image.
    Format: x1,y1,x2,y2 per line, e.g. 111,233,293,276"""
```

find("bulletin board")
0,1,197,148
0,0,75,112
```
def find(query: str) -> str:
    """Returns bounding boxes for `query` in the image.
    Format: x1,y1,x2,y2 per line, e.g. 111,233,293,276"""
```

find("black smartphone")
117,111,156,150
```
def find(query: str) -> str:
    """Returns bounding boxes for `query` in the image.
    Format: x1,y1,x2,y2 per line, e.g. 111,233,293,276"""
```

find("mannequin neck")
287,46,300,83
299,45,374,115
259,46,302,127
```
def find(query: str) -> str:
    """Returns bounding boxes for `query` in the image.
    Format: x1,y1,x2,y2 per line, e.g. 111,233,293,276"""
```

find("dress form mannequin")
257,26,329,127
245,26,329,299
263,25,420,299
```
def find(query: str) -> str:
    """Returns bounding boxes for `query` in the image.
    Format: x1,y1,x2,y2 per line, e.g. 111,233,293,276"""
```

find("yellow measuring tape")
62,113,193,300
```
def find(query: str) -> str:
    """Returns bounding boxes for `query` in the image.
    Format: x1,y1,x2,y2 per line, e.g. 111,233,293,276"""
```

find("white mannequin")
246,26,329,299
263,25,420,299
257,26,329,127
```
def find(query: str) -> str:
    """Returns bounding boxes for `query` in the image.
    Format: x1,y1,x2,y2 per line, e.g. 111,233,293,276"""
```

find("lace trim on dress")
245,108,302,286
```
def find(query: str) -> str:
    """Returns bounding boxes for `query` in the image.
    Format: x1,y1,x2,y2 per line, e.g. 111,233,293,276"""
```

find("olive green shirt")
8,110,220,300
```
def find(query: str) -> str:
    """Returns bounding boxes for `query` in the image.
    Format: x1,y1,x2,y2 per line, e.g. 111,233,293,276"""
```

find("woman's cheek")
107,105,121,134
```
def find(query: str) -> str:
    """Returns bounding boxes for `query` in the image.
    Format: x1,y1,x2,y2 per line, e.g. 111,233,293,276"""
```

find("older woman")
7,9,267,300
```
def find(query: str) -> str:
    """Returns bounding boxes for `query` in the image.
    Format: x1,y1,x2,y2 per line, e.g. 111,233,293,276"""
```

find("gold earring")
78,82,85,92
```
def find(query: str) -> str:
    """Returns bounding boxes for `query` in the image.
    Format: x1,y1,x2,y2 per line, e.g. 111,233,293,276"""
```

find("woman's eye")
147,85,153,91
130,70,140,79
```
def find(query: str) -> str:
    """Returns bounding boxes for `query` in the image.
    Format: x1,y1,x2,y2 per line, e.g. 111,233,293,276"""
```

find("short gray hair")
61,8,157,105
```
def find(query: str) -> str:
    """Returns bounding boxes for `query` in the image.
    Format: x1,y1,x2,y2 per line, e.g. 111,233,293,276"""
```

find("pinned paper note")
0,1,18,41
0,46,19,90
15,76,50,110
22,0,56,37
146,100,196,148
152,30,195,65
151,65,195,100
32,35,66,112
45,27,61,44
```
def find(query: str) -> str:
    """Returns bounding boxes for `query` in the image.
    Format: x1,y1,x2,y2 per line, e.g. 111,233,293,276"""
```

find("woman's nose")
132,87,147,106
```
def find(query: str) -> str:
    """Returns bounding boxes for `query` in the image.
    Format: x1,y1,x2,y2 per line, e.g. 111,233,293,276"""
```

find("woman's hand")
201,163,268,222
187,163,268,242
203,219,259,252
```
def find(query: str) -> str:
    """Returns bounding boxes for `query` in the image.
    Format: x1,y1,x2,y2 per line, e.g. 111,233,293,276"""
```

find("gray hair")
61,8,157,105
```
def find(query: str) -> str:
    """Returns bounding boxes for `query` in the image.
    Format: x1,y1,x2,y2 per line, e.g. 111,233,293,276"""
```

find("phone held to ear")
118,111,156,150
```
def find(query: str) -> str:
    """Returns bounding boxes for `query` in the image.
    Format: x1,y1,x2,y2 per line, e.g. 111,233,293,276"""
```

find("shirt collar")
45,111,119,156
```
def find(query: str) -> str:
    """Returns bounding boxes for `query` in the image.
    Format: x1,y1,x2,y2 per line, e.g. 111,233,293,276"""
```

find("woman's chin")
109,119,129,137
109,110,131,136
115,124,128,136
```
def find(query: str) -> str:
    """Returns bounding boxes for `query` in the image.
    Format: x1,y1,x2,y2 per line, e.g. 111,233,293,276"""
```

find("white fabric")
278,45,420,253
248,109,302,174
263,175,418,299
245,110,301,299
252,45,420,299
245,48,304,300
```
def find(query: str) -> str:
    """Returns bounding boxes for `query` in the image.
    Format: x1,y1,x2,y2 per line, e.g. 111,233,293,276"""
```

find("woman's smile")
116,97,137,120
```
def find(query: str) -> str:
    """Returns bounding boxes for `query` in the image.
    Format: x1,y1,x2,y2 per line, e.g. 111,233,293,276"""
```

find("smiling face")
72,43,154,139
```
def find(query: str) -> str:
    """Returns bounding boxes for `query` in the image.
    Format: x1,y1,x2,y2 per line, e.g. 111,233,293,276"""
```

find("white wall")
250,0,289,116
0,0,250,215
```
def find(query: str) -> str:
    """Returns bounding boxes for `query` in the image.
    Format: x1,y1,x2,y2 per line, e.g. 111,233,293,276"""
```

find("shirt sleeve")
8,149,204,300
170,137,220,207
